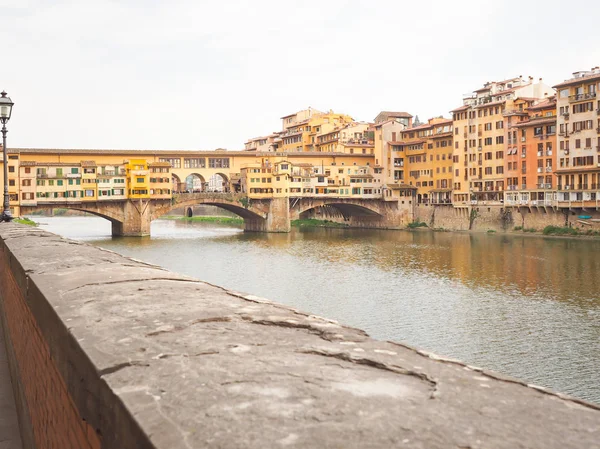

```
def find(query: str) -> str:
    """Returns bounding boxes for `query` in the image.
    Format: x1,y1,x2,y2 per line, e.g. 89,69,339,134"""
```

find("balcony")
545,167,553,173
568,92,597,103
535,134,546,140
546,150,553,156
536,183,553,189
562,113,570,120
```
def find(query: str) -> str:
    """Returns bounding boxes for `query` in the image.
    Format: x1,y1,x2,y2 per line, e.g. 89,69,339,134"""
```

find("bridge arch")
297,201,383,221
21,204,126,229
152,200,264,222
150,194,272,232
185,173,206,193
172,174,183,193
208,173,229,193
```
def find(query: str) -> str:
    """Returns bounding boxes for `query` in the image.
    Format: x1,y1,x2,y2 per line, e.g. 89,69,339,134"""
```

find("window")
208,158,230,168
8,180,15,186
57,180,63,186
137,177,145,183
71,168,79,174
159,158,181,169
8,166,15,173
184,158,206,169
85,190,94,197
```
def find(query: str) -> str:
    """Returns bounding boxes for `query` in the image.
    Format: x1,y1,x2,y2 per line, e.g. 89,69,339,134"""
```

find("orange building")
451,76,554,206
397,117,453,204
504,97,557,207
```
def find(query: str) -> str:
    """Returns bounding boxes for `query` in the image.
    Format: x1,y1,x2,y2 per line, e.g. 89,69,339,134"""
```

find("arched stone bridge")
21,193,412,236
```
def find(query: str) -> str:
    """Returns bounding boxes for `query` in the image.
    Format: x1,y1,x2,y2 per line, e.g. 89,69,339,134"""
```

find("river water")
32,216,600,404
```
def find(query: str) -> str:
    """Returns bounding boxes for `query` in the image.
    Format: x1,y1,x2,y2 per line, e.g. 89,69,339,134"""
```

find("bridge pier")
112,199,152,237
244,197,290,232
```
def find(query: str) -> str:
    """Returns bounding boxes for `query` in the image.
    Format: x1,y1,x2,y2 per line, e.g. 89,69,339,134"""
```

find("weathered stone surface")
1,223,599,449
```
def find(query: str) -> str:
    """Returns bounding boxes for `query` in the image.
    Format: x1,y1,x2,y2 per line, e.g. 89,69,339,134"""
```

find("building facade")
554,67,600,208
451,76,555,206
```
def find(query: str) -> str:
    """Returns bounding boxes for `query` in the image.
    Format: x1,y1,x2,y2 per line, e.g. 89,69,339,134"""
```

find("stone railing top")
1,223,599,449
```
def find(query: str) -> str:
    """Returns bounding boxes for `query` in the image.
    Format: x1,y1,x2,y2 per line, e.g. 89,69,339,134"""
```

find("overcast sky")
1,0,599,151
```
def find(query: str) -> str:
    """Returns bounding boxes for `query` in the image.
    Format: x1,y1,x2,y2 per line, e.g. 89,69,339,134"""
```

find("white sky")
1,0,599,150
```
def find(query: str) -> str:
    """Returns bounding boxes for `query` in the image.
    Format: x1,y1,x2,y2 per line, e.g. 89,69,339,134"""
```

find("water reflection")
33,216,600,404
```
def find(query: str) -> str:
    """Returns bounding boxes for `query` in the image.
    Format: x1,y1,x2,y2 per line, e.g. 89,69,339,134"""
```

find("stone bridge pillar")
245,197,290,233
112,199,152,237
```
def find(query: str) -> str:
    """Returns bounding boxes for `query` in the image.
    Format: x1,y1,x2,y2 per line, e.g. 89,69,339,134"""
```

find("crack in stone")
99,360,150,376
240,315,367,343
297,349,438,391
63,277,204,293
146,316,233,337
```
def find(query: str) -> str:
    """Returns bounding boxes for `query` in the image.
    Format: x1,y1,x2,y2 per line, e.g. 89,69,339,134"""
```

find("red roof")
450,105,470,113
554,72,600,89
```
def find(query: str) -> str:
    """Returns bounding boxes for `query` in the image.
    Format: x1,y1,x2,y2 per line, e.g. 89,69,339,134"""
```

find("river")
31,216,600,404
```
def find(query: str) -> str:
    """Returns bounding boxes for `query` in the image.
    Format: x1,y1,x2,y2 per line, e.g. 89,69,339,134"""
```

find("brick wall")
0,251,101,449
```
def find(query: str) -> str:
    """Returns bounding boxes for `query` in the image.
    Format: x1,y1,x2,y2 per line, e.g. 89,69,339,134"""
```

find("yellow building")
126,159,150,199
81,161,98,202
393,117,453,205
277,109,354,153
240,157,380,200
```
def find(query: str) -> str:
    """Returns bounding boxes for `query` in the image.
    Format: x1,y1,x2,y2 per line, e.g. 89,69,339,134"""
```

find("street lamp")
0,91,14,222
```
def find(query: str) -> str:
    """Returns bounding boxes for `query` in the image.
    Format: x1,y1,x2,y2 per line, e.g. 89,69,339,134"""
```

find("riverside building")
554,67,600,208
451,76,554,206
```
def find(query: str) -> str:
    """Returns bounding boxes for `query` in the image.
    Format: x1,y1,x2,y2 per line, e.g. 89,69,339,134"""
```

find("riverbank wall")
414,204,600,232
0,223,599,448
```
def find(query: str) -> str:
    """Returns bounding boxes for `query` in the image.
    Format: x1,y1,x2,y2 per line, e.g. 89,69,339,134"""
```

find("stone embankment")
0,224,599,448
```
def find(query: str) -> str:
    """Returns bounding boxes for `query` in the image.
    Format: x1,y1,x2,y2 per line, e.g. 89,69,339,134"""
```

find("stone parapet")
0,223,598,448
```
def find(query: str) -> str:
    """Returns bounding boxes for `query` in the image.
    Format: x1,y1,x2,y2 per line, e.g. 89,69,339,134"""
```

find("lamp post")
0,91,14,222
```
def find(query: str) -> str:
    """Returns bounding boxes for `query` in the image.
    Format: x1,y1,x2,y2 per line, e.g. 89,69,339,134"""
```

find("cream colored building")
554,67,600,208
